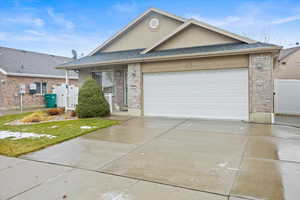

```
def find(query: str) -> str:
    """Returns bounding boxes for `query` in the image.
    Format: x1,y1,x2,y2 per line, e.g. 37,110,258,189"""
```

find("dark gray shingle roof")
0,46,77,78
279,47,300,61
58,42,280,69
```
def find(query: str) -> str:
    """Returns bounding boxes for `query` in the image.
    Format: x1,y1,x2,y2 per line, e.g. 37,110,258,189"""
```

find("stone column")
249,53,274,123
113,69,125,111
127,63,142,116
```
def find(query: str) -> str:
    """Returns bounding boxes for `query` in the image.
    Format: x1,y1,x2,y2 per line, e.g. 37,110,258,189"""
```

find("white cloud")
272,14,300,24
184,3,300,46
0,30,105,57
24,30,45,36
186,10,267,29
2,16,44,26
112,2,137,13
46,8,74,29
0,32,7,40
188,15,241,27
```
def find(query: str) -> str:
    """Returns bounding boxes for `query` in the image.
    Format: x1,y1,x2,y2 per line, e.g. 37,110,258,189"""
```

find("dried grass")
21,111,53,123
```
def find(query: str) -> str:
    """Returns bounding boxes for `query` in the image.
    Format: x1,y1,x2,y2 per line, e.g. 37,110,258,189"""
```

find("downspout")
272,52,280,123
65,69,69,85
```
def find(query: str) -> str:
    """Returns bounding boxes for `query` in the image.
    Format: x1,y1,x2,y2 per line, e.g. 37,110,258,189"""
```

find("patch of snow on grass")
80,126,97,129
0,131,56,140
102,192,130,200
218,162,228,168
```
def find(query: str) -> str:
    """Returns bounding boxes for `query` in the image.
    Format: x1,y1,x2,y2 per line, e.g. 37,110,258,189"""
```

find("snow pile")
0,131,56,140
102,192,130,200
80,126,97,129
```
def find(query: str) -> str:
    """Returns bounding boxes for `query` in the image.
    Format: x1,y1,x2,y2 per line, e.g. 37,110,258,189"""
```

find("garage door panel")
143,69,248,120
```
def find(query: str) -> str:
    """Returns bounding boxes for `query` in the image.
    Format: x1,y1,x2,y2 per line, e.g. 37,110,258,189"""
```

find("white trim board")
6,72,78,79
0,68,8,75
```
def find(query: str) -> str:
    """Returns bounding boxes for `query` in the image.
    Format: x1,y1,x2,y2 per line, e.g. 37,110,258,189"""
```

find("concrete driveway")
1,117,300,200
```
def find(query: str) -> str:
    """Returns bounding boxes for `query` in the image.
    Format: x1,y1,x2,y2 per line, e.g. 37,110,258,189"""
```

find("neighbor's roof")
0,46,78,79
57,42,281,70
279,46,300,61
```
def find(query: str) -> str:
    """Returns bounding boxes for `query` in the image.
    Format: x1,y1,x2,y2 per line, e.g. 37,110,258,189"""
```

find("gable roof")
89,8,257,56
57,42,280,70
88,8,186,56
279,47,300,61
0,46,77,79
141,19,256,54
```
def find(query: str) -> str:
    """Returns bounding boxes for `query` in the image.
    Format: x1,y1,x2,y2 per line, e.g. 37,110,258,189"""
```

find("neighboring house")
0,46,78,110
57,8,281,123
273,47,300,116
274,47,300,79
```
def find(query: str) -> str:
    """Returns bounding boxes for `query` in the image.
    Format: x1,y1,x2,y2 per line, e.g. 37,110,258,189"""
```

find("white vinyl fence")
53,84,113,111
274,79,300,115
53,84,78,110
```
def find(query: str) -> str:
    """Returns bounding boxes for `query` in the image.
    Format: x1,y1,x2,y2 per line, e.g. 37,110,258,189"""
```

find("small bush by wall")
76,79,110,118
47,108,64,115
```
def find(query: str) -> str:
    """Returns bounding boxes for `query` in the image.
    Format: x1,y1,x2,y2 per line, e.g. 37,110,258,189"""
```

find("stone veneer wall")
249,53,274,123
0,75,77,110
113,69,126,111
127,63,142,116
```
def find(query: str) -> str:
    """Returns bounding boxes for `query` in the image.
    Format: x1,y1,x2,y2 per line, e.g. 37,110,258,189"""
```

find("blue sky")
0,0,299,57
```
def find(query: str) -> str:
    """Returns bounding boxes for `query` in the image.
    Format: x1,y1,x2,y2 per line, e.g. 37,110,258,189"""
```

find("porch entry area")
91,66,128,113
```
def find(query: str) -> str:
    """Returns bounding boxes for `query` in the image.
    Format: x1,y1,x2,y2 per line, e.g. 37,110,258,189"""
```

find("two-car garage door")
143,69,249,120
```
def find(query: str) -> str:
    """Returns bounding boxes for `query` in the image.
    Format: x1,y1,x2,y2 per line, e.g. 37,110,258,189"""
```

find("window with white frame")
35,82,47,94
102,71,114,93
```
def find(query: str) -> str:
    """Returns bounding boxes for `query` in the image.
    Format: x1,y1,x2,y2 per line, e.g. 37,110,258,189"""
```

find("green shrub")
76,78,110,118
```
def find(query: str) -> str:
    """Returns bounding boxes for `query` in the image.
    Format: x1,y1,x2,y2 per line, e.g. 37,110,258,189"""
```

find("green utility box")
44,94,57,108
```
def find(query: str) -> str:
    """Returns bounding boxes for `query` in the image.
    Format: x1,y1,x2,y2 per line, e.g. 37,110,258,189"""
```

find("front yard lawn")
0,112,118,157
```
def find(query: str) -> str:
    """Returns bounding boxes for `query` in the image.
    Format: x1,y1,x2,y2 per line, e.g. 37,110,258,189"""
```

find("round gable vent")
149,18,160,29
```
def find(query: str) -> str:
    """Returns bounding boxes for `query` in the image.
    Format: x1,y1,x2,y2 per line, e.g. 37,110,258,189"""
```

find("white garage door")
143,69,248,120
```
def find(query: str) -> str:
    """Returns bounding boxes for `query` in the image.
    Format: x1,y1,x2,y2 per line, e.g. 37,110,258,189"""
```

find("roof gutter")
0,68,8,75
6,72,78,79
57,46,281,70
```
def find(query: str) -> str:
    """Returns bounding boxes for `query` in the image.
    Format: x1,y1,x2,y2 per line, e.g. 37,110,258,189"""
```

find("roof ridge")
0,46,72,59
279,46,300,61
147,42,249,53
93,48,144,55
